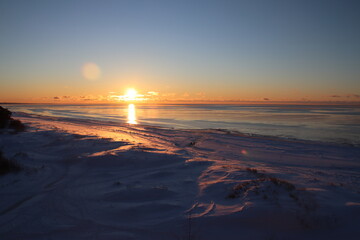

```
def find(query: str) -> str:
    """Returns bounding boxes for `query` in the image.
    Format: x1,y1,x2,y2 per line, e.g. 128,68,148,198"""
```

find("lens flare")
82,62,101,80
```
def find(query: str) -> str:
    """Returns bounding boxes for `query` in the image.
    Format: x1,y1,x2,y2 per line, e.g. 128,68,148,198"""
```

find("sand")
1,113,360,239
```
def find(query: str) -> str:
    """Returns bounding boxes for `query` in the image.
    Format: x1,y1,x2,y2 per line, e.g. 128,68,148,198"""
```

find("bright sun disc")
125,88,137,101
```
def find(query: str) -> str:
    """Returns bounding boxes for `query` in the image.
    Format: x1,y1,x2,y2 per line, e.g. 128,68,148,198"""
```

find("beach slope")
1,113,360,239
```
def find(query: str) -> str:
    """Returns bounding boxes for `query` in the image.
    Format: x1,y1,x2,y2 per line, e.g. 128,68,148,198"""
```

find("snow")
1,113,360,239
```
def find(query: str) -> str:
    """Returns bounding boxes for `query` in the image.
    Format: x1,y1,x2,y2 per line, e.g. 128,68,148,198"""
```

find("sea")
3,103,360,145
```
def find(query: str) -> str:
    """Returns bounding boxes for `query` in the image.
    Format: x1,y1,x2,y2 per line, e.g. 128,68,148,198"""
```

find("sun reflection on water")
127,104,137,124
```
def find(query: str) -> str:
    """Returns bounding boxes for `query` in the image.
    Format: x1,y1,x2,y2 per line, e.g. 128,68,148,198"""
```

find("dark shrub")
9,119,26,132
0,151,21,175
0,106,26,132
0,106,12,128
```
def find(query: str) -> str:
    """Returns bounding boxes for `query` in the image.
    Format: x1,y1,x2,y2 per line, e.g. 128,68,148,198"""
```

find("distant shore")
2,101,360,106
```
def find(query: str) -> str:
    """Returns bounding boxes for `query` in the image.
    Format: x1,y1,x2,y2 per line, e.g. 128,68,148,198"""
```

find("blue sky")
0,0,359,102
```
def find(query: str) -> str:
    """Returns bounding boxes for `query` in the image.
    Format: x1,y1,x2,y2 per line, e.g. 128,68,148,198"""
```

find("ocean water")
4,103,360,145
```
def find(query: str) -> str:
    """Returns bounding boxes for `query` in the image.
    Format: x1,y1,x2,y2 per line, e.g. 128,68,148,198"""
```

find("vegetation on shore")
0,106,25,132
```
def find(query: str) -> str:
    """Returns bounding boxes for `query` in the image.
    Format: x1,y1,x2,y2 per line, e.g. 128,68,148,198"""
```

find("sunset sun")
125,88,138,101
109,88,148,102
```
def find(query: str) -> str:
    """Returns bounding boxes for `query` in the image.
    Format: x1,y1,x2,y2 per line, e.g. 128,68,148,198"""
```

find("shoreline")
14,111,360,147
1,114,360,239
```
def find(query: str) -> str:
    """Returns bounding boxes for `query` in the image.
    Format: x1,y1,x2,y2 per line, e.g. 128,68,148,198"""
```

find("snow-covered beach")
1,113,360,239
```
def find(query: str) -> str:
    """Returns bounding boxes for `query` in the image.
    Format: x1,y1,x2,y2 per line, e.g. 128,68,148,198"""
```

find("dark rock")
0,106,26,132
0,106,12,128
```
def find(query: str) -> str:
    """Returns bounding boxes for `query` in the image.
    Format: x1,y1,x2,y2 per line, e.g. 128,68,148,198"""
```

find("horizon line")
1,100,360,106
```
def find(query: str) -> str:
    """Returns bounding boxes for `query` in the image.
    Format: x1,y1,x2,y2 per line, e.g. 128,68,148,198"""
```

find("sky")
0,0,359,103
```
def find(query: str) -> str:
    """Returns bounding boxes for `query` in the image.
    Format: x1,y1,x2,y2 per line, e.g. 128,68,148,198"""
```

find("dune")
0,113,359,239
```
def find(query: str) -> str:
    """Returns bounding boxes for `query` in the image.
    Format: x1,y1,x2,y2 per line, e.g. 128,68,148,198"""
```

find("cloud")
263,98,270,101
147,91,159,96
53,97,60,100
346,94,360,98
330,94,360,99
78,95,104,101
